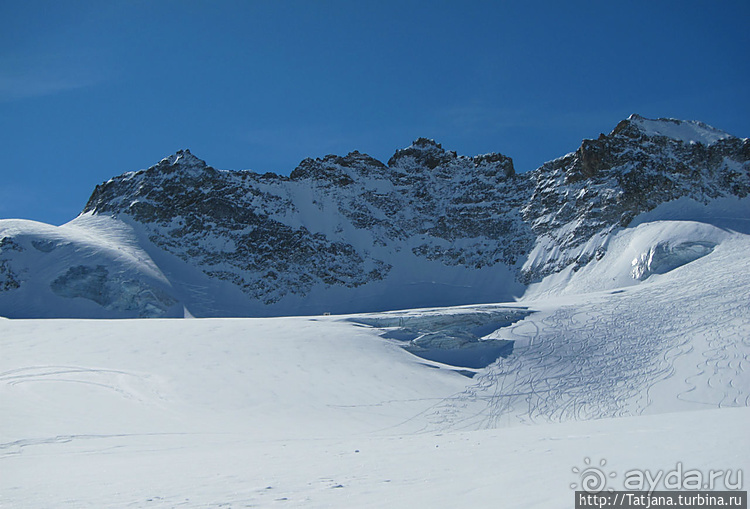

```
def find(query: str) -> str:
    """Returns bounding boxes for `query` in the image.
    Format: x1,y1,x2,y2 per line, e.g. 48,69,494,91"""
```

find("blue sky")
2,1,749,225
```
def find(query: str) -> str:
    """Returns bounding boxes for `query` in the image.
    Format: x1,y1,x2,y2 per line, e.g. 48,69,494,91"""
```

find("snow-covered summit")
519,114,749,282
623,113,736,145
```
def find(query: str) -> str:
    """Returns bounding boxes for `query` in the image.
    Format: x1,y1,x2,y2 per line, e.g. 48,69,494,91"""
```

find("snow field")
2,194,750,506
2,402,747,507
3,221,750,507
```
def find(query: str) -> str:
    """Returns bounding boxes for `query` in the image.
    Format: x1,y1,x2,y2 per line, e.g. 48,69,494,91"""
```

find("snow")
2,406,747,508
630,240,715,280
2,211,750,506
2,137,750,506
352,306,528,369
630,195,750,233
0,216,183,318
523,220,736,299
2,209,527,318
521,193,750,300
629,114,735,145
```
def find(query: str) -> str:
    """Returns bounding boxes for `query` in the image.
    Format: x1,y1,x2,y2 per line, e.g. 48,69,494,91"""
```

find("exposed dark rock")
0,237,24,291
520,114,749,281
79,116,749,305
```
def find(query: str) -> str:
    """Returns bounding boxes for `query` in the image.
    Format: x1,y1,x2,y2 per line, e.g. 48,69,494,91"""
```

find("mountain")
521,114,749,282
3,117,750,507
0,115,748,318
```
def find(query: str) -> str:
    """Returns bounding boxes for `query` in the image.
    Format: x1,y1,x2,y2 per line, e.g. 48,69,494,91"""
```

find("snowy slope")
2,404,746,508
629,113,734,145
2,216,749,507
0,215,183,318
523,196,750,298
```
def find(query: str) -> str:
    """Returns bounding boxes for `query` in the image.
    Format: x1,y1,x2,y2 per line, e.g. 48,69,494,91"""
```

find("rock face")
0,237,23,291
82,138,533,312
520,114,750,281
2,115,749,317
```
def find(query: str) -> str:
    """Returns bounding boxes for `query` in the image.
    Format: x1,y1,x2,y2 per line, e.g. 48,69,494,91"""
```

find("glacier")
1,222,749,506
1,115,749,508
630,240,716,280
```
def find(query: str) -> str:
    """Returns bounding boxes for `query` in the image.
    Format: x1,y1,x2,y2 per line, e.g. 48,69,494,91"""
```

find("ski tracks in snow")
422,241,750,431
0,364,168,408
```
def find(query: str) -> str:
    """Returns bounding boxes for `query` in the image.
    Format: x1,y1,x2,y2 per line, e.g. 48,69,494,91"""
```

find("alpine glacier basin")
2,213,750,507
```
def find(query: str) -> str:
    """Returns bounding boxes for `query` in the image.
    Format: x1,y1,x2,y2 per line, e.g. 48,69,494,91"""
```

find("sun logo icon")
570,457,617,493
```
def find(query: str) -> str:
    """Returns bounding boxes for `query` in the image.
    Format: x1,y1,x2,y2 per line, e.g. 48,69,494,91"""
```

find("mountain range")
3,115,750,507
0,114,748,318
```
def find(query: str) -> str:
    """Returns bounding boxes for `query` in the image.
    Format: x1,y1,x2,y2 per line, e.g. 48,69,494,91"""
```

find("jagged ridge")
2,115,749,317
83,139,531,308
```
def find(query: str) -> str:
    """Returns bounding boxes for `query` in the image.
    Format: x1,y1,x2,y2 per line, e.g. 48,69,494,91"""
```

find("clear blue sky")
2,1,749,225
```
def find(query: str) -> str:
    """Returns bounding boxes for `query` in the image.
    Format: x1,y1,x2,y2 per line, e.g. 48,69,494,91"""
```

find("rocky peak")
561,114,744,184
289,150,387,185
471,152,515,179
570,137,609,182
73,117,749,314
388,138,457,170
520,114,750,282
155,149,210,175
289,157,354,186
